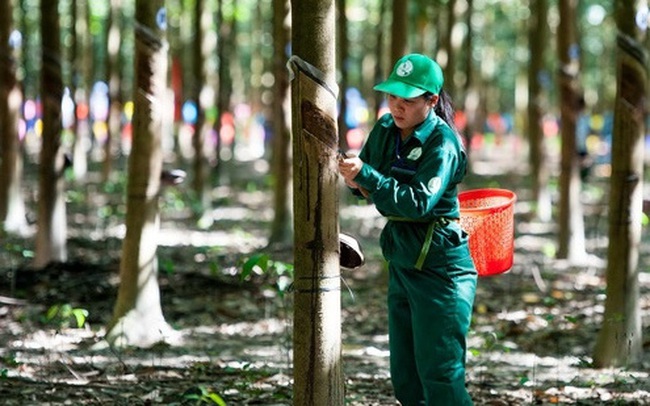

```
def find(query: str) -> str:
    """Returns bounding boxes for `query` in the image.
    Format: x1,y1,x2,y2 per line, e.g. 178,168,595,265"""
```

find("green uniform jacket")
353,110,471,270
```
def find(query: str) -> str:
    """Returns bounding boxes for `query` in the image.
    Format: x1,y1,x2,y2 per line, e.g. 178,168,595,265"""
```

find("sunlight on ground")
189,318,287,337
471,351,650,402
11,328,94,352
157,228,266,251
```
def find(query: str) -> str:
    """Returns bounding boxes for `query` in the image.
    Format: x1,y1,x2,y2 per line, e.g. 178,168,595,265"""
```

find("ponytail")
427,89,465,151
434,90,456,130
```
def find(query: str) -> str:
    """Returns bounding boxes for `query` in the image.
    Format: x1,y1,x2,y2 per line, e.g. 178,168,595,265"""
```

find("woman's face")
387,94,437,137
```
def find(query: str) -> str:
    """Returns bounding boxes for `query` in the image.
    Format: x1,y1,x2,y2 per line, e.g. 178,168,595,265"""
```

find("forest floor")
1,143,650,405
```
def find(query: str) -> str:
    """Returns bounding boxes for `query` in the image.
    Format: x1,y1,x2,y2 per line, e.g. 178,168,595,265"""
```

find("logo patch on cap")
396,60,414,77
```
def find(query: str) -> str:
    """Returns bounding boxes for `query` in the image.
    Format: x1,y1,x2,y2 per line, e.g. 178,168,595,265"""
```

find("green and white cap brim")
374,53,444,98
373,81,427,99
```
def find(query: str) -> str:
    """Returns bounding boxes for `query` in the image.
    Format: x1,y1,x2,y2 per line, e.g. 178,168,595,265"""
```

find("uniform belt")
386,216,459,270
386,216,458,224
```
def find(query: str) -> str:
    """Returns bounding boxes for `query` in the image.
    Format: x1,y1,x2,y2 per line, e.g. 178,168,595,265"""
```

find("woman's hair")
425,90,465,151
424,90,455,130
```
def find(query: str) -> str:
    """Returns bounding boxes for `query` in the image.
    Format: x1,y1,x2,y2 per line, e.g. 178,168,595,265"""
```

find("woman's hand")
338,156,369,198
338,156,362,179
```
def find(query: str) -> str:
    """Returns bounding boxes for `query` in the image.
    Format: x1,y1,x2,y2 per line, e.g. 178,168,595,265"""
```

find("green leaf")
183,394,200,401
542,242,556,259
241,253,269,280
72,308,89,328
182,385,206,401
207,392,227,405
46,305,60,321
273,261,294,278
160,258,175,275
59,304,73,318
564,315,578,324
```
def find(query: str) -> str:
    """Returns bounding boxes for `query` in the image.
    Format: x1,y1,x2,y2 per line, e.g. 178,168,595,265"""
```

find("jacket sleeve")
353,134,462,220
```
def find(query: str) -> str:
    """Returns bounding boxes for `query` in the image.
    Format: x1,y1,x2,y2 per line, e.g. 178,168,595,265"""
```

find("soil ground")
1,145,649,405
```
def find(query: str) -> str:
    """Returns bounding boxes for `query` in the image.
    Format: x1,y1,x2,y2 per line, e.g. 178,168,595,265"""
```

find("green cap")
373,53,444,98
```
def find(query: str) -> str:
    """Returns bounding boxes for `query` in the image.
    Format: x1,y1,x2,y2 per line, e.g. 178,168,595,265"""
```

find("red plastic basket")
459,188,516,277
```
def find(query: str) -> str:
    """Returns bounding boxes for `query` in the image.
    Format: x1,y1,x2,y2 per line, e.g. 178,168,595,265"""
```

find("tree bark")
103,0,123,183
0,0,28,235
107,0,176,348
593,0,646,368
336,0,349,150
372,0,388,119
441,0,456,94
527,0,552,222
290,1,342,403
35,0,67,268
71,0,92,180
390,0,408,61
214,0,234,184
461,0,477,163
268,0,293,248
191,0,211,219
556,0,586,262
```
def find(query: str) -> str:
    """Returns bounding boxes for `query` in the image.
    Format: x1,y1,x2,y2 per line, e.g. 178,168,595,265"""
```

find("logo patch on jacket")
427,177,442,194
407,147,422,160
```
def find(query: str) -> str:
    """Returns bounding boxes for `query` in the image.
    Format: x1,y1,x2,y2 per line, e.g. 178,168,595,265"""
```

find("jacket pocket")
421,221,474,270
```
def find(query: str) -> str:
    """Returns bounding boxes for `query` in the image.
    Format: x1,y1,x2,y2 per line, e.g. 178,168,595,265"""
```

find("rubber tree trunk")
461,0,479,166
527,0,552,222
71,0,92,180
289,55,342,406
191,0,208,214
390,0,408,61
268,0,293,248
556,0,586,262
35,0,67,268
441,0,457,94
372,0,388,119
214,0,234,184
0,0,27,235
336,0,349,150
106,0,174,348
593,0,646,368
288,47,343,406
103,0,123,184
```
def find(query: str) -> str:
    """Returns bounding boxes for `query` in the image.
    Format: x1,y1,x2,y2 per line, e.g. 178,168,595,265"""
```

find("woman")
339,53,476,405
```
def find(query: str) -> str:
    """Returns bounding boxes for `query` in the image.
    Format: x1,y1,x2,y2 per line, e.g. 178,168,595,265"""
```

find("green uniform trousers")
388,258,476,405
